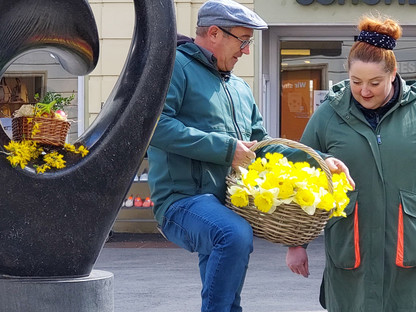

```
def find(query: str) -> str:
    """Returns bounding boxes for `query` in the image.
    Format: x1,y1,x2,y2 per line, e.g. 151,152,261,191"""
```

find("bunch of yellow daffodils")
228,152,353,218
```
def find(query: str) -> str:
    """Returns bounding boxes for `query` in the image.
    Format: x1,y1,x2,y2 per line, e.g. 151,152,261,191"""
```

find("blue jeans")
161,194,254,312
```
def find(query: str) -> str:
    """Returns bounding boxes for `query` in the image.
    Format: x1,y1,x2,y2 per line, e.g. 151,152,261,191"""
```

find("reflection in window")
279,39,416,140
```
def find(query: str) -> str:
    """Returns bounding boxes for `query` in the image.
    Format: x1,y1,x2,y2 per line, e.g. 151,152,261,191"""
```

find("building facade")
2,1,416,143
86,0,416,141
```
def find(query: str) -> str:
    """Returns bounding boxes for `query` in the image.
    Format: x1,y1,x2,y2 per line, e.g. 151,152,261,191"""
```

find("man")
148,0,353,311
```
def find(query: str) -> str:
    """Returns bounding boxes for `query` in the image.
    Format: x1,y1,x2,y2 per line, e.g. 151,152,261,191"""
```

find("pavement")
96,232,326,312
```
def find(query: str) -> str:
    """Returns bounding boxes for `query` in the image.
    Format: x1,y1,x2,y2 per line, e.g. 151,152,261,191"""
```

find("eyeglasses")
218,26,254,50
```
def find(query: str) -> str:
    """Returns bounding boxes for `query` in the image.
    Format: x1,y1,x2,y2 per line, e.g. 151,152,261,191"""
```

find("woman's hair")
347,14,402,73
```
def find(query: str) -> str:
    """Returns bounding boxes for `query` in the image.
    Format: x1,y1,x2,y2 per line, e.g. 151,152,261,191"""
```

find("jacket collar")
328,73,412,118
177,42,231,81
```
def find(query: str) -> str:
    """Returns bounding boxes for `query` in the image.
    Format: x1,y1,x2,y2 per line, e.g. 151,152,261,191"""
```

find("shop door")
280,68,321,141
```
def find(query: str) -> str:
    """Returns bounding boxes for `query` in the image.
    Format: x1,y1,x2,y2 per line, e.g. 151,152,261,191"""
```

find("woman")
286,14,416,311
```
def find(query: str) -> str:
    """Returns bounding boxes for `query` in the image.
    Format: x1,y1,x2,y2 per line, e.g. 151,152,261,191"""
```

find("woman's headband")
356,30,396,50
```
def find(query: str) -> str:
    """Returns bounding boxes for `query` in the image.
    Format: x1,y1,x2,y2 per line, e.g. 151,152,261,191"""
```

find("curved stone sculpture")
0,0,176,277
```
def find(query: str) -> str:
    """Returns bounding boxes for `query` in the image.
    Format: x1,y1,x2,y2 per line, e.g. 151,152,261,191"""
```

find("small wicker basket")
12,116,70,147
225,138,333,246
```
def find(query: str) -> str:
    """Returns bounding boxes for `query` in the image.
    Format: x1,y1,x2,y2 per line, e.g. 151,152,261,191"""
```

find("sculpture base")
0,270,114,312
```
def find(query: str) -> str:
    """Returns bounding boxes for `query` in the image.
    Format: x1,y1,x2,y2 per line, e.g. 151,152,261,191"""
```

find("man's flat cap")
197,0,268,30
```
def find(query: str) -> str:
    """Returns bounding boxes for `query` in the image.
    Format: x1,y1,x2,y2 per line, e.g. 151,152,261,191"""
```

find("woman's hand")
324,157,355,189
286,246,309,278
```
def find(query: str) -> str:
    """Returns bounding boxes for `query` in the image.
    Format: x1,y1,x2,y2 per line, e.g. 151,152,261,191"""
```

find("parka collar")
327,73,414,122
177,42,232,81
178,42,215,68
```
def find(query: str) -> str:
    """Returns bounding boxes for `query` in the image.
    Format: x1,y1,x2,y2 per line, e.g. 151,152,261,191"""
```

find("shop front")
255,0,416,140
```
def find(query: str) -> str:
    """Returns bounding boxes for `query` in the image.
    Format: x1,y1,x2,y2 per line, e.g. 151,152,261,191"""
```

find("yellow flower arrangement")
1,91,88,173
2,140,89,174
228,152,353,218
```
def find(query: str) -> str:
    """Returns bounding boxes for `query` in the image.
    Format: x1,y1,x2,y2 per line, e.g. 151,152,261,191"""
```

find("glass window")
279,39,416,141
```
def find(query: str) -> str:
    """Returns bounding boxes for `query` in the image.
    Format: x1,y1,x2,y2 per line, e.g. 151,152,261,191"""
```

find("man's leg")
162,194,253,312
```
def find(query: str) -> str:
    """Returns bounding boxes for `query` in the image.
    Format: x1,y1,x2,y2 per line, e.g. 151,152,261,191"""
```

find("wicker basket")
225,138,333,246
12,116,70,147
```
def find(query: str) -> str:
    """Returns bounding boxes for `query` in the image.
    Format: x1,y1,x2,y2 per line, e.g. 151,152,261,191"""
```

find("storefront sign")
397,61,416,74
297,0,416,5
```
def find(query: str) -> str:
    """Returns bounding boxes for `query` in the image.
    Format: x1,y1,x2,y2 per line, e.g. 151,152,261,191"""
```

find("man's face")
213,26,253,72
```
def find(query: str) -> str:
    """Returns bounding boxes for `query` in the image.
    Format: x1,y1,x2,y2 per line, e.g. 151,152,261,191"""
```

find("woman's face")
349,60,396,110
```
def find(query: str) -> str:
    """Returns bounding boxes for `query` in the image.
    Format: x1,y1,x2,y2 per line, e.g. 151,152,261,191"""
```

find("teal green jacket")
301,75,416,311
148,43,306,225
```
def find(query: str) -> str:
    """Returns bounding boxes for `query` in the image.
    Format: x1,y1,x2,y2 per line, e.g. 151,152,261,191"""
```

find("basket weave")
12,116,70,147
225,138,333,246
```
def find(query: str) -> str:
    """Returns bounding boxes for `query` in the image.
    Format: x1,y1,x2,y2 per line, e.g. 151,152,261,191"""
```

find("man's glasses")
218,26,254,50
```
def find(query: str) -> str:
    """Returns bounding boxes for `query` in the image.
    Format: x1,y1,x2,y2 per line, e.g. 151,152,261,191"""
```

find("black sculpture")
0,0,176,277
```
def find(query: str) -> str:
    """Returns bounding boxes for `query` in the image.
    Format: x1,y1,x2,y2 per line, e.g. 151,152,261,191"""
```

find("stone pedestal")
0,270,114,312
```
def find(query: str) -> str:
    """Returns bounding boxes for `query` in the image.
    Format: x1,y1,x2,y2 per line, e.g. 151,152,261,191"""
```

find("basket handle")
250,138,333,193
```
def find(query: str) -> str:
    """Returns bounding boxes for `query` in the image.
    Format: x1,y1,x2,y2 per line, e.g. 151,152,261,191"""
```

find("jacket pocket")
396,190,416,268
326,191,360,269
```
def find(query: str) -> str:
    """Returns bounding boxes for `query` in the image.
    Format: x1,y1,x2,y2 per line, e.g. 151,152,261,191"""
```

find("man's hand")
231,140,257,170
286,246,309,278
324,157,355,189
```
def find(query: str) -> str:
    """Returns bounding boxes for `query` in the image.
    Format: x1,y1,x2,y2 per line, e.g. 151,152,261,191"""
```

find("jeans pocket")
326,191,360,269
397,190,416,268
161,217,195,252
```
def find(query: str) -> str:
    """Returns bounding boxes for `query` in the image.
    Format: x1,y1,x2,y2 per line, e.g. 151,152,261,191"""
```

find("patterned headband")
356,30,396,50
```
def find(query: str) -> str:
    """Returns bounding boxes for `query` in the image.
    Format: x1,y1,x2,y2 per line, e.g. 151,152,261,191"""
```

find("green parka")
301,74,416,311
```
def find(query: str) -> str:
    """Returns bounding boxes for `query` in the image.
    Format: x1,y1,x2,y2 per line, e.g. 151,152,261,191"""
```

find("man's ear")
207,25,220,42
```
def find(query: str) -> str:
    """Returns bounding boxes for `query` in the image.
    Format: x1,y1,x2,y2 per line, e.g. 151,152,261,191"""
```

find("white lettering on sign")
397,61,416,74
295,82,307,88
283,83,294,89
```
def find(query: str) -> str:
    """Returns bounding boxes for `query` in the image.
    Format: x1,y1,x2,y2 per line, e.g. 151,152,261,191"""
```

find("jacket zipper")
375,114,382,144
221,78,243,140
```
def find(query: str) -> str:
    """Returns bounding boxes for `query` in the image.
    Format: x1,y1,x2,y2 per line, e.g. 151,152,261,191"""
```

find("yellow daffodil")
261,171,280,190
333,172,354,192
253,188,279,213
277,179,295,199
229,186,250,207
317,190,335,211
293,161,311,170
293,188,316,214
265,152,284,164
248,157,266,172
241,168,259,187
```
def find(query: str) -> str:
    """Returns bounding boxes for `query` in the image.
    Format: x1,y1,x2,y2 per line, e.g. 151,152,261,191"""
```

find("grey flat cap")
197,0,268,30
